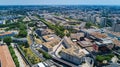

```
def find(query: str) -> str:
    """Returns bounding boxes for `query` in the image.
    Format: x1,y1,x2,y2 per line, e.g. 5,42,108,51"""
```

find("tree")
18,30,27,37
85,22,92,28
3,37,12,45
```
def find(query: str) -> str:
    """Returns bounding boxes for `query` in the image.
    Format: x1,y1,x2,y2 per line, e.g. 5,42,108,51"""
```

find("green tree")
85,22,92,28
3,37,12,45
18,30,27,37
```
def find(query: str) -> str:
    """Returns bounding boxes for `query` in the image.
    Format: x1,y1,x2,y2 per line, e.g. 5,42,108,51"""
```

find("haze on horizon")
0,0,120,5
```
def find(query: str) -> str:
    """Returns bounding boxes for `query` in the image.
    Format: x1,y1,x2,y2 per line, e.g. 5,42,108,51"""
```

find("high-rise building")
100,17,106,27
112,19,120,32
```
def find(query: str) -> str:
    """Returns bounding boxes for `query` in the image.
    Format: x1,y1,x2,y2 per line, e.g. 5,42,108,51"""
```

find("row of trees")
8,44,20,67
96,54,114,62
38,49,52,59
0,22,19,28
40,18,65,38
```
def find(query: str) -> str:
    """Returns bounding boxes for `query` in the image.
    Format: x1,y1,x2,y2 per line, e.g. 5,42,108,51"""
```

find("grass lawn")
21,46,41,64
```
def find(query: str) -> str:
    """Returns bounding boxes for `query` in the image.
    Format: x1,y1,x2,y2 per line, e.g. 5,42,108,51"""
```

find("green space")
0,22,19,28
85,22,101,28
8,45,20,67
14,23,27,38
96,54,114,62
1,20,27,38
38,49,52,59
19,44,41,64
28,22,36,27
3,37,12,46
39,18,65,38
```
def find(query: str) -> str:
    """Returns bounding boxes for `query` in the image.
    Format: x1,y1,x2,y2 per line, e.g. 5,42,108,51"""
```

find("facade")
42,34,60,52
93,39,114,52
36,29,54,36
60,48,89,65
62,36,74,48
100,17,106,27
12,37,27,43
112,21,120,32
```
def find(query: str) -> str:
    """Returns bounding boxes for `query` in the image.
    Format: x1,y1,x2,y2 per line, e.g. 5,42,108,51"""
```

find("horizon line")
0,4,120,6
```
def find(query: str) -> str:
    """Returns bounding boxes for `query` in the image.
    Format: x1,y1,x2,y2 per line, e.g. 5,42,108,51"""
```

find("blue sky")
0,0,120,5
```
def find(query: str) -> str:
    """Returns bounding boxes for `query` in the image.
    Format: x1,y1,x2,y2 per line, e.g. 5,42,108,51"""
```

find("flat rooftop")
42,34,60,48
91,32,107,39
43,39,60,48
77,41,93,48
42,34,58,42
63,36,74,46
0,45,15,67
62,47,89,58
112,39,120,46
0,32,13,36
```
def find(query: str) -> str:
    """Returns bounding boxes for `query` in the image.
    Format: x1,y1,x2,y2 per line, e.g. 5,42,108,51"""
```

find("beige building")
42,34,60,52
60,47,89,65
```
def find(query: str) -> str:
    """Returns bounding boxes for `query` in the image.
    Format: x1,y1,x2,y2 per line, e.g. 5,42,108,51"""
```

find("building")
0,20,5,24
60,36,93,65
36,28,54,36
100,17,106,27
42,34,60,52
60,48,89,65
36,21,47,29
77,37,95,52
70,33,84,41
12,37,27,43
93,39,114,52
0,32,15,38
0,44,15,67
112,19,120,32
62,36,74,48
105,63,120,67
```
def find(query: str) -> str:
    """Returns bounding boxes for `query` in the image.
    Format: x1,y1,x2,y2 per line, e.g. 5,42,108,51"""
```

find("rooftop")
42,34,60,48
43,39,60,48
91,32,107,39
63,36,74,47
70,33,84,40
77,41,93,48
42,34,58,42
0,45,15,67
112,39,120,46
62,48,89,58
0,32,13,36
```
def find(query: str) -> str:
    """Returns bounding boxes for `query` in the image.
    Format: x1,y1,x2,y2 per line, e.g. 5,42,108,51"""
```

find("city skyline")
0,0,120,5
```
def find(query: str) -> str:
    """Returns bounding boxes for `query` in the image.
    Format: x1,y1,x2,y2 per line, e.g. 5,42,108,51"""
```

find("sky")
0,0,120,5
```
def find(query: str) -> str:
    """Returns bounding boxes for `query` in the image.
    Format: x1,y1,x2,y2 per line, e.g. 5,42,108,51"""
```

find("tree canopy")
3,37,12,45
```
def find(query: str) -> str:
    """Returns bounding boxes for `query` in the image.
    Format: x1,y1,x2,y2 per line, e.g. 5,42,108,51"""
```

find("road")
30,45,45,60
80,22,86,28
